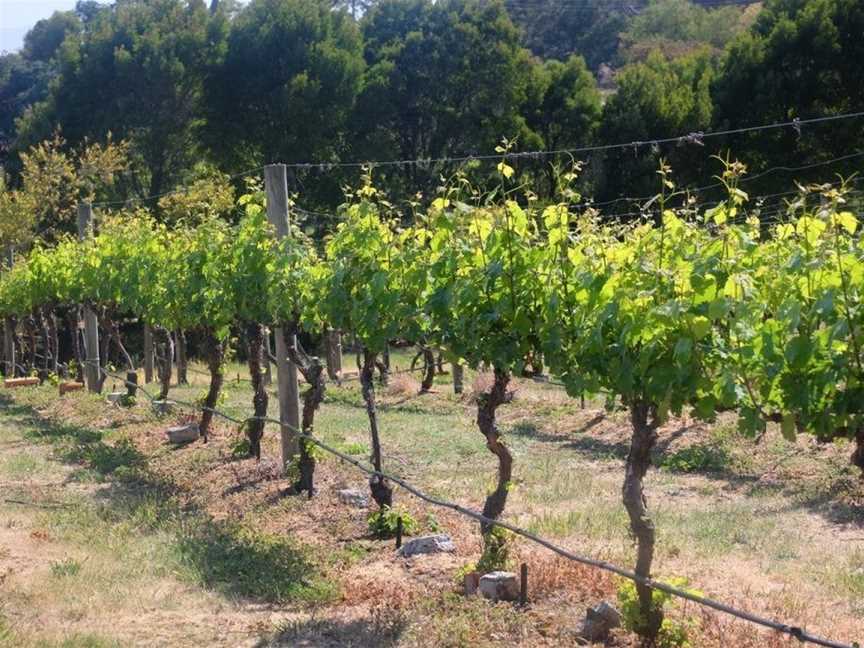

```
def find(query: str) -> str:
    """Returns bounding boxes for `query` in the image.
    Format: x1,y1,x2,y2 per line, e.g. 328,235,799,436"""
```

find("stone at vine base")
166,423,199,444
105,392,124,405
337,488,369,508
478,571,519,601
578,601,622,642
397,534,456,557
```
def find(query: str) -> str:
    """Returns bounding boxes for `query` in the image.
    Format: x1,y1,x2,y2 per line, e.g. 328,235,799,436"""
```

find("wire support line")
588,150,864,211
269,112,864,171
82,359,856,648
71,111,864,212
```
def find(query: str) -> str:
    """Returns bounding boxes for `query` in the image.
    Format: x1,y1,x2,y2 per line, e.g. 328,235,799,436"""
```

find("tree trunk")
477,368,513,533
623,400,663,639
246,322,268,461
361,349,392,508
420,346,435,392
154,325,173,400
199,330,224,442
176,330,188,384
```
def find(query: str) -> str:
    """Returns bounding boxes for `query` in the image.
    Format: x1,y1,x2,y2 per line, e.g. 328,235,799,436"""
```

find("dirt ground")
0,364,861,647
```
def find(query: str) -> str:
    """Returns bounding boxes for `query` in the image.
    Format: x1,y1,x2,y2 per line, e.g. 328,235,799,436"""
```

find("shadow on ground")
0,393,336,604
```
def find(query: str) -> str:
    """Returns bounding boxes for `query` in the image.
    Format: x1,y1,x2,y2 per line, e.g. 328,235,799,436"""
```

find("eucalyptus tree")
17,0,221,201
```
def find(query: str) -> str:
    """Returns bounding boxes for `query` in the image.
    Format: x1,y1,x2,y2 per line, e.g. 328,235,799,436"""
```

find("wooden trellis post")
264,164,302,470
143,324,154,383
2,246,15,377
77,203,101,393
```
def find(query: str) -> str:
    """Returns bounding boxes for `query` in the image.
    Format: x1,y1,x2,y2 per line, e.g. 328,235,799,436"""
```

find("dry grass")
384,373,421,397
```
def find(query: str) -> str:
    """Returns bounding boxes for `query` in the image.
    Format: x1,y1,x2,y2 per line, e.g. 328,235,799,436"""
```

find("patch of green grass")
660,442,731,474
340,441,368,456
49,557,82,578
0,451,43,477
659,506,779,558
176,519,337,604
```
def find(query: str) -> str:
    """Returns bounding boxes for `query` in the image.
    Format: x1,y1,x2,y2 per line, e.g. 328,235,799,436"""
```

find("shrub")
367,506,418,539
477,526,510,573
617,577,700,646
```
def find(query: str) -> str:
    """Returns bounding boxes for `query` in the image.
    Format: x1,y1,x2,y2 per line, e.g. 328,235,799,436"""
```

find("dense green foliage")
2,161,863,637
6,0,857,219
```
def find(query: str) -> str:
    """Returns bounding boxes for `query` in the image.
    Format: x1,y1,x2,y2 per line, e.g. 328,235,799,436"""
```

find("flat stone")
397,534,455,557
579,601,622,642
337,488,369,508
166,423,199,444
105,392,125,404
479,571,519,602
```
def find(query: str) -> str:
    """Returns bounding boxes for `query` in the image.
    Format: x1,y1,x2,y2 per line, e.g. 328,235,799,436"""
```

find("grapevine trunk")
297,359,324,495
361,348,392,508
477,368,513,533
246,322,268,461
154,325,173,401
623,400,663,639
198,330,224,441
420,346,435,392
852,426,864,476
176,330,188,384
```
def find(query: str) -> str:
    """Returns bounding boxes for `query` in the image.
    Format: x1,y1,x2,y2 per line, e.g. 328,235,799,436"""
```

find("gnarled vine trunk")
154,325,173,401
477,368,513,533
282,327,326,496
852,426,864,476
246,322,268,460
45,309,59,375
623,400,663,639
420,345,435,393
361,348,392,508
198,330,224,442
176,330,188,385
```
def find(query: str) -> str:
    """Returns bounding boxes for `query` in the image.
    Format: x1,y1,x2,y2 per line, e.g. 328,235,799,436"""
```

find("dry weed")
385,373,421,397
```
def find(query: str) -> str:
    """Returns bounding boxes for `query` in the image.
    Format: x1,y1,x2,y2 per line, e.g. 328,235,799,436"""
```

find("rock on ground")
397,534,456,557
579,601,622,642
478,571,519,602
336,488,369,508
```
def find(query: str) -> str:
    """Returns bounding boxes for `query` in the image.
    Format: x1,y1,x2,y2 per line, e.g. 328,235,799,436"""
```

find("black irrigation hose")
84,360,858,648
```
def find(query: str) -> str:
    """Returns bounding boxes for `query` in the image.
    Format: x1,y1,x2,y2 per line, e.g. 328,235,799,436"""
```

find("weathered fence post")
77,203,101,393
453,362,464,395
2,246,15,377
264,164,302,471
